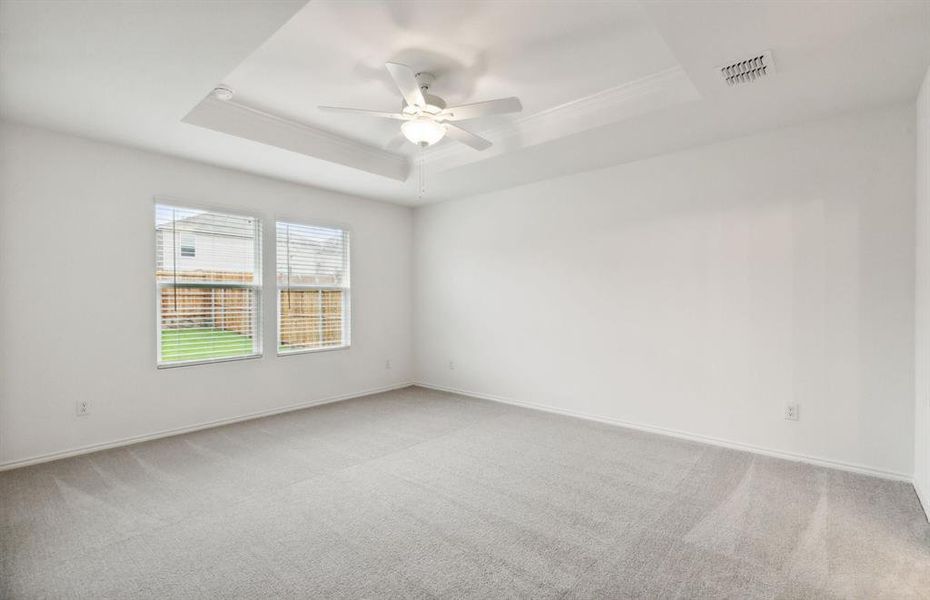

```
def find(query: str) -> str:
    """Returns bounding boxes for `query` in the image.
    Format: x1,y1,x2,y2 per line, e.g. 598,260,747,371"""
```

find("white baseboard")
415,382,914,483
0,382,414,471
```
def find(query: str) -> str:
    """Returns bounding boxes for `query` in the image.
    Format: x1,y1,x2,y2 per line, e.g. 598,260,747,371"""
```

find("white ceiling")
2,1,929,206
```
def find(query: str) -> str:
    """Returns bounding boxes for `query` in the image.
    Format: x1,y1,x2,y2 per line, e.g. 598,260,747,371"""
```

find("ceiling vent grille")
718,50,775,86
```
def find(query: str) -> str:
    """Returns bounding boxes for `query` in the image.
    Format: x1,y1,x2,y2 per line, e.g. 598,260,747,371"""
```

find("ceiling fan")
319,62,522,151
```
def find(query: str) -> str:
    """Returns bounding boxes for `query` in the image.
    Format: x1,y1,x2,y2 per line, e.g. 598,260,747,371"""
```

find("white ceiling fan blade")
385,62,426,108
444,124,492,151
318,106,406,120
441,97,522,121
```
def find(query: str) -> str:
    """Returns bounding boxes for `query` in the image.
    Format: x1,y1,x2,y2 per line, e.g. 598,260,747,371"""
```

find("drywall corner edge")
916,478,930,523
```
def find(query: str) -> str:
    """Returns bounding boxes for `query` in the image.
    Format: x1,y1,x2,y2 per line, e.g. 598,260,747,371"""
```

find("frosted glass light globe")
401,118,446,147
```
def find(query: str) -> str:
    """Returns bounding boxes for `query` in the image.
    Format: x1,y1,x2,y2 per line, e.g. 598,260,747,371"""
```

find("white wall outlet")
385,359,392,370
784,403,799,421
448,360,455,370
76,399,91,417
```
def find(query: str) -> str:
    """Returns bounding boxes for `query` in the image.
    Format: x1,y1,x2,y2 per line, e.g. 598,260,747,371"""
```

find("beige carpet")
2,386,928,599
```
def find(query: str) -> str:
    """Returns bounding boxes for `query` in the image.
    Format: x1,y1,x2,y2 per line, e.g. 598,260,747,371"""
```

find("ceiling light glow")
401,118,445,147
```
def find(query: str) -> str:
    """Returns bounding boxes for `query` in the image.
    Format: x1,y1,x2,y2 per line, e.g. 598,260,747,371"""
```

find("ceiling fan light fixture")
319,62,520,152
401,117,445,147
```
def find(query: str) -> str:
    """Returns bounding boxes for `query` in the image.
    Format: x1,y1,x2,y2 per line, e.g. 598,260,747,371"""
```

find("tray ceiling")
183,0,694,183
2,1,929,205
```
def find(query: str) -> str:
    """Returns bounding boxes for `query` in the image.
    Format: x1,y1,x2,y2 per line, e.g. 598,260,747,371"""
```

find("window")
276,221,350,353
155,204,262,366
180,234,196,258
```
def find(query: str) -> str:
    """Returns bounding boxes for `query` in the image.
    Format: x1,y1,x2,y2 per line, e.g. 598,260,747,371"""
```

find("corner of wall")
916,479,930,523
914,64,930,521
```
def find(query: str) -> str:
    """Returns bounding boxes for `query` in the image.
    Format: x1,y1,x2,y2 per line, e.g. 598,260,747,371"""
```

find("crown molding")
423,66,701,173
182,96,410,181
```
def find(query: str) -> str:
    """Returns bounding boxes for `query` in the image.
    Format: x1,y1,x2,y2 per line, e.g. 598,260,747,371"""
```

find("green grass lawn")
160,327,254,362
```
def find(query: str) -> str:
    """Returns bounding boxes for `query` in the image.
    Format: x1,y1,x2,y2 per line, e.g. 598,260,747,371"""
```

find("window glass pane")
276,222,348,287
156,206,258,284
279,289,344,351
156,204,261,366
160,287,259,362
276,221,349,353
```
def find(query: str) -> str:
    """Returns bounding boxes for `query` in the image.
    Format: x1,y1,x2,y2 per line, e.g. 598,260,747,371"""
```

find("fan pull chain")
417,148,426,200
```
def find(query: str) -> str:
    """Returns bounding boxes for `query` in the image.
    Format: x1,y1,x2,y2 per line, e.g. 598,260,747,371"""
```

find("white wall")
414,104,915,479
1,105,920,482
915,67,930,516
0,122,413,467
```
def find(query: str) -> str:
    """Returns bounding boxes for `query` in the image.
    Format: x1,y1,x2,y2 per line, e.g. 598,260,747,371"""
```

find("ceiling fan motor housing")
401,72,446,114
404,93,446,114
415,71,434,91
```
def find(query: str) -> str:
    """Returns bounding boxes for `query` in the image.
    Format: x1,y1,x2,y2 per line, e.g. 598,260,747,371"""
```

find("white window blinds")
276,221,350,353
155,204,262,366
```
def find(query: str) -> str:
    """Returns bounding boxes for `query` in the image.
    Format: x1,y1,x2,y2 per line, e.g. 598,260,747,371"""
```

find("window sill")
157,353,263,369
277,344,350,357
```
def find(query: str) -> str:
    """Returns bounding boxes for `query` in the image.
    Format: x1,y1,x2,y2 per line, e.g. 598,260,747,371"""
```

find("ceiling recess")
718,50,775,86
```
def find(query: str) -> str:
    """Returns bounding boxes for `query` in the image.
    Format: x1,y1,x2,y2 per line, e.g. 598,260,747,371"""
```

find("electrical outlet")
784,403,799,421
448,360,455,370
385,359,392,370
76,399,91,417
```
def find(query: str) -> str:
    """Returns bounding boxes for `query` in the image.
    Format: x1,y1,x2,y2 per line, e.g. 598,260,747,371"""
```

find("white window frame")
155,201,264,369
275,219,351,356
